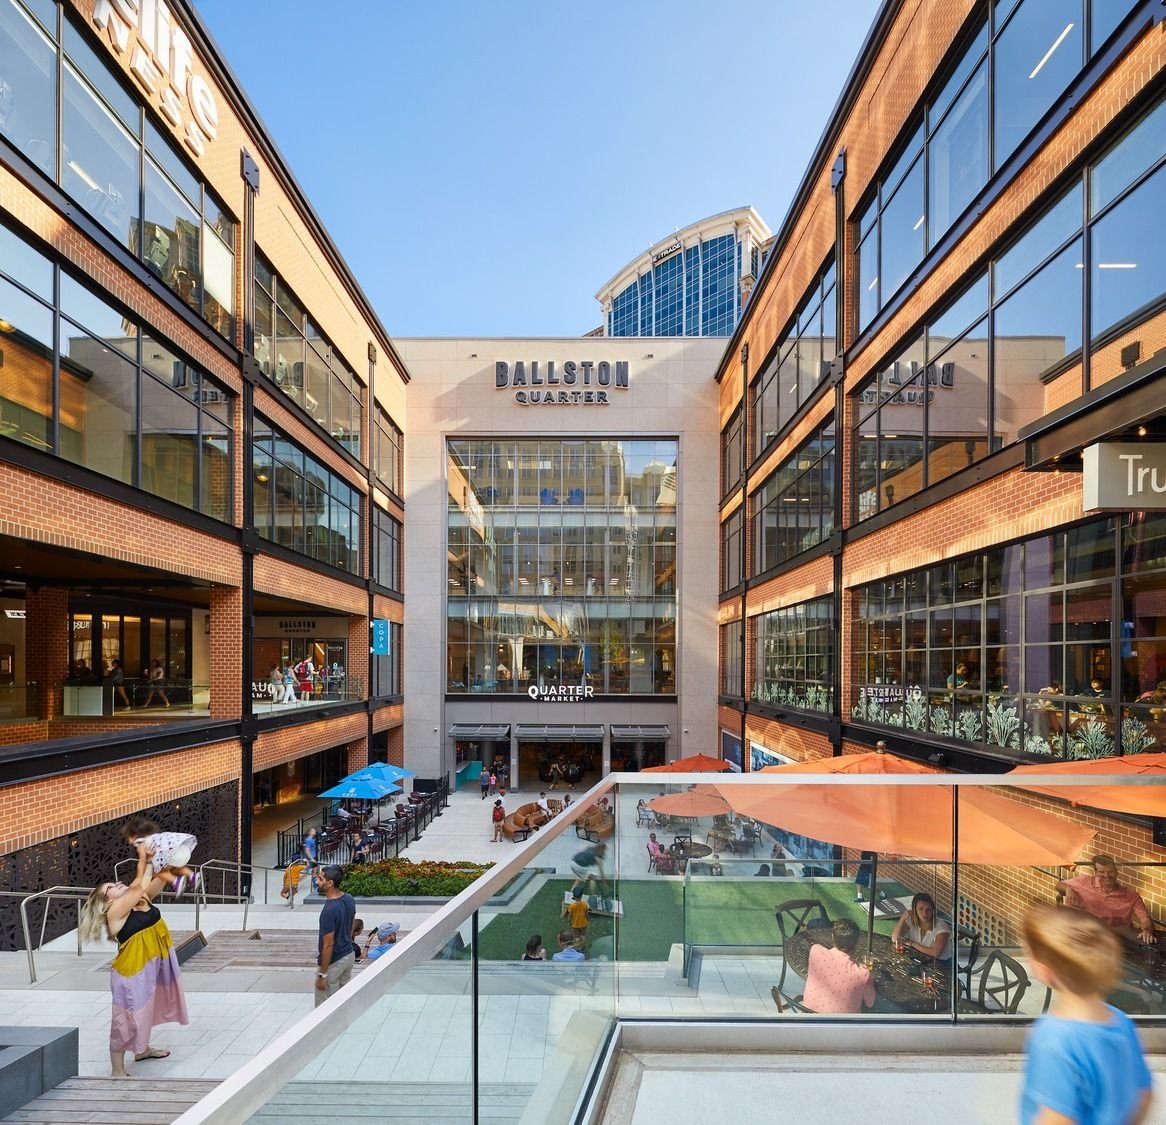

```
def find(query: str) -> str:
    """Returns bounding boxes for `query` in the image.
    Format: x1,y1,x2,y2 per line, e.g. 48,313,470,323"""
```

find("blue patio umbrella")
358,761,415,783
343,769,403,795
318,777,398,801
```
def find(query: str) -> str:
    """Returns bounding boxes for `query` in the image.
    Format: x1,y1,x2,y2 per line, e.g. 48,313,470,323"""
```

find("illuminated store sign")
1083,442,1166,511
495,361,630,406
91,0,220,157
526,685,595,703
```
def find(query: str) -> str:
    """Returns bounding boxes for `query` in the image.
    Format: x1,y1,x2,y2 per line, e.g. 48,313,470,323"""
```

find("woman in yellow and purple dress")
80,842,189,1076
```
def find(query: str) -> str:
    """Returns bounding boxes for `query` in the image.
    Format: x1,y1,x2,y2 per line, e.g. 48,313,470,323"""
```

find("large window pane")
994,0,1083,167
59,323,136,485
879,156,925,302
925,319,990,488
1090,96,1166,217
857,227,878,330
62,62,139,249
928,60,988,242
144,158,200,314
1089,164,1166,339
994,183,1083,298
141,373,197,509
0,0,57,177
0,275,53,451
993,239,1082,444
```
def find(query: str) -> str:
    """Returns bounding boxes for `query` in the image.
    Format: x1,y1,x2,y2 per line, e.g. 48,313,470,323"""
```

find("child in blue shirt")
1021,902,1152,1125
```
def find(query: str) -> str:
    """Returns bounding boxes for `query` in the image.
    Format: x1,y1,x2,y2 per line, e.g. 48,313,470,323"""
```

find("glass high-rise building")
594,206,771,337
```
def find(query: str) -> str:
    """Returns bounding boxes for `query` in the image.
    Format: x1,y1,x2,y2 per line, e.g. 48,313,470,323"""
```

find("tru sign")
1082,442,1166,511
92,0,219,158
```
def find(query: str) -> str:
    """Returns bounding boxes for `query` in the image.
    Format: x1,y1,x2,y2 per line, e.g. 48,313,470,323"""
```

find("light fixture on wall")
204,615,211,635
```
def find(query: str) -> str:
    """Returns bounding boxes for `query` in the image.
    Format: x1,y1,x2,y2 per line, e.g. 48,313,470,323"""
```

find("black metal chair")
958,949,1030,1014
954,922,982,999
774,899,832,992
771,985,811,1013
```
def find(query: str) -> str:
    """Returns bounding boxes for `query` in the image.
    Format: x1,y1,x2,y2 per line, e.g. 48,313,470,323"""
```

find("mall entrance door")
610,740,666,771
519,739,600,791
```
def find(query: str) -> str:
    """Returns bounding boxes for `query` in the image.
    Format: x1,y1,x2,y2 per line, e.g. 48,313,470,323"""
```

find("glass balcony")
170,771,1166,1123
0,682,37,721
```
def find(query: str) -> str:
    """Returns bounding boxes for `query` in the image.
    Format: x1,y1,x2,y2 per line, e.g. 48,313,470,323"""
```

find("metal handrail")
0,886,95,983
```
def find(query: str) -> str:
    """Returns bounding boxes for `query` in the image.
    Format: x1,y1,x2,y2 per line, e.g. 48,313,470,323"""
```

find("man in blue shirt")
365,921,401,962
315,865,356,1007
552,929,585,962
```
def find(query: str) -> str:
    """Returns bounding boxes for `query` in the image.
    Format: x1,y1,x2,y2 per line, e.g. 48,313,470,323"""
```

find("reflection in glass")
0,0,56,177
993,0,1082,168
928,60,988,242
879,156,925,303
993,239,1082,444
994,184,1082,299
1090,164,1166,340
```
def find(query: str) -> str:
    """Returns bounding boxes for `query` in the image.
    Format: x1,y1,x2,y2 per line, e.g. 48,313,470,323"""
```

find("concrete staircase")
2,1078,535,1124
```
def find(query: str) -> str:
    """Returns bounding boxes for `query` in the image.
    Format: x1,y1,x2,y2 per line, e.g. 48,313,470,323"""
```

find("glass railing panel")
955,779,1166,1020
476,799,616,1125
242,917,474,1122
60,680,210,716
253,677,365,714
0,682,37,721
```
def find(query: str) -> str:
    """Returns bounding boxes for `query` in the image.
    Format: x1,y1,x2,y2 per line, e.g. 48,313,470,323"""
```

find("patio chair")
958,949,1030,1014
771,985,811,1014
774,899,831,993
774,899,831,945
647,845,657,874
953,923,982,999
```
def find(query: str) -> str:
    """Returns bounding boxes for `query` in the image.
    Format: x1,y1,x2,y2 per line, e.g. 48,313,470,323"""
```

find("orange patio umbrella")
720,752,1094,866
1008,753,1166,818
722,750,1095,956
643,753,731,773
649,786,734,818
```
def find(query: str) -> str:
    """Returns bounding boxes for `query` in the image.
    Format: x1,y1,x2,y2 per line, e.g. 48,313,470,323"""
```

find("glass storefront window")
0,0,57,178
753,597,834,712
0,228,233,516
447,439,678,696
851,516,1166,760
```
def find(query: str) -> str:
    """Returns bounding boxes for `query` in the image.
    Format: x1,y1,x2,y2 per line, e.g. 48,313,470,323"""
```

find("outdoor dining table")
784,928,951,1014
670,840,713,861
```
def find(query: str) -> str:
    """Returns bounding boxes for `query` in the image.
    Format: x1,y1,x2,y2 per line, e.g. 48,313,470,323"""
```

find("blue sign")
371,619,390,656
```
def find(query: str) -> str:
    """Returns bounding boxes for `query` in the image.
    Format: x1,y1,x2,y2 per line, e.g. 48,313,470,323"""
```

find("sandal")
133,1048,171,1061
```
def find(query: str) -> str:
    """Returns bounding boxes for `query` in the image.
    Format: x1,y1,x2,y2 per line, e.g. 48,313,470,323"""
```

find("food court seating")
953,923,982,999
574,807,615,842
957,949,1030,1014
502,802,549,842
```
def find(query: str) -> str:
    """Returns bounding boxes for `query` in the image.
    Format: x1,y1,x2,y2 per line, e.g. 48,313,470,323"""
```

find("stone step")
2,1078,534,1124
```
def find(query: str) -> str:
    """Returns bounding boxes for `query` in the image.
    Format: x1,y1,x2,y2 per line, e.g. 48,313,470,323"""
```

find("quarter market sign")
92,0,220,157
495,360,630,406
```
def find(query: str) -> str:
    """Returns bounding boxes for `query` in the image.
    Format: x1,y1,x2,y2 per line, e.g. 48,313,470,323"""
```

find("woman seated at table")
647,833,676,874
892,892,953,961
802,919,876,1014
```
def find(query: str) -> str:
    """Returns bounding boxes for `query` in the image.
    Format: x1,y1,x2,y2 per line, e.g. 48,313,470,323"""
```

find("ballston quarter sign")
495,361,630,406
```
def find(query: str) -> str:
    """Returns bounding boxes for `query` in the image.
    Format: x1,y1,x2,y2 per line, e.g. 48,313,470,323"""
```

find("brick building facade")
0,0,407,945
716,0,1166,937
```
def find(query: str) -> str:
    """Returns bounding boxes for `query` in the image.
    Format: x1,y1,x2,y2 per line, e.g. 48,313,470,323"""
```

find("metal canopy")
515,725,604,743
448,724,511,740
609,725,671,741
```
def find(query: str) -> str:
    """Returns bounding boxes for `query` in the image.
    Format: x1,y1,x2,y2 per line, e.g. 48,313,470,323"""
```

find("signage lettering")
92,0,219,158
495,361,630,407
859,360,955,406
1083,442,1166,511
278,619,317,633
526,684,595,703
651,241,682,264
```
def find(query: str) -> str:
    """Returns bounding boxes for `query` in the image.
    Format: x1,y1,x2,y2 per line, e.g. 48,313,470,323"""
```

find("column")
25,587,69,722
209,586,243,719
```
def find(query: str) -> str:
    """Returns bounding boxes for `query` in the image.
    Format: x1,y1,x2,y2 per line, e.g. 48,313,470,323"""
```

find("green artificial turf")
477,877,913,962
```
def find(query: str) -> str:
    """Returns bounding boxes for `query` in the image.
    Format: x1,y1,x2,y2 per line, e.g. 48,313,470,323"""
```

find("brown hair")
1091,853,1117,871
832,918,860,956
121,815,159,844
1022,903,1121,996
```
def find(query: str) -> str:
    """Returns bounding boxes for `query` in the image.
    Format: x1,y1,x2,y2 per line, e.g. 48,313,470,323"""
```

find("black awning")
514,725,604,743
448,724,511,740
609,725,671,741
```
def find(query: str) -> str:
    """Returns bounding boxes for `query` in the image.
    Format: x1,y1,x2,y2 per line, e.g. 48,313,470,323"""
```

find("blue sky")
195,1,880,337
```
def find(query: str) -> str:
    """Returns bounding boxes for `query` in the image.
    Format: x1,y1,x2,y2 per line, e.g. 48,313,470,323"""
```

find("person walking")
142,660,169,708
79,842,189,1076
109,659,130,709
314,865,356,1007
488,770,498,796
480,768,491,800
491,799,506,842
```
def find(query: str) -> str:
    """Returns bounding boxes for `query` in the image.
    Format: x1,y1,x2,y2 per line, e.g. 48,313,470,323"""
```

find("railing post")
20,898,36,983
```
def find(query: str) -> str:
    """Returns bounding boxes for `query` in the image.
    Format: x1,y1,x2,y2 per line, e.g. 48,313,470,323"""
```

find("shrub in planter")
341,858,493,897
